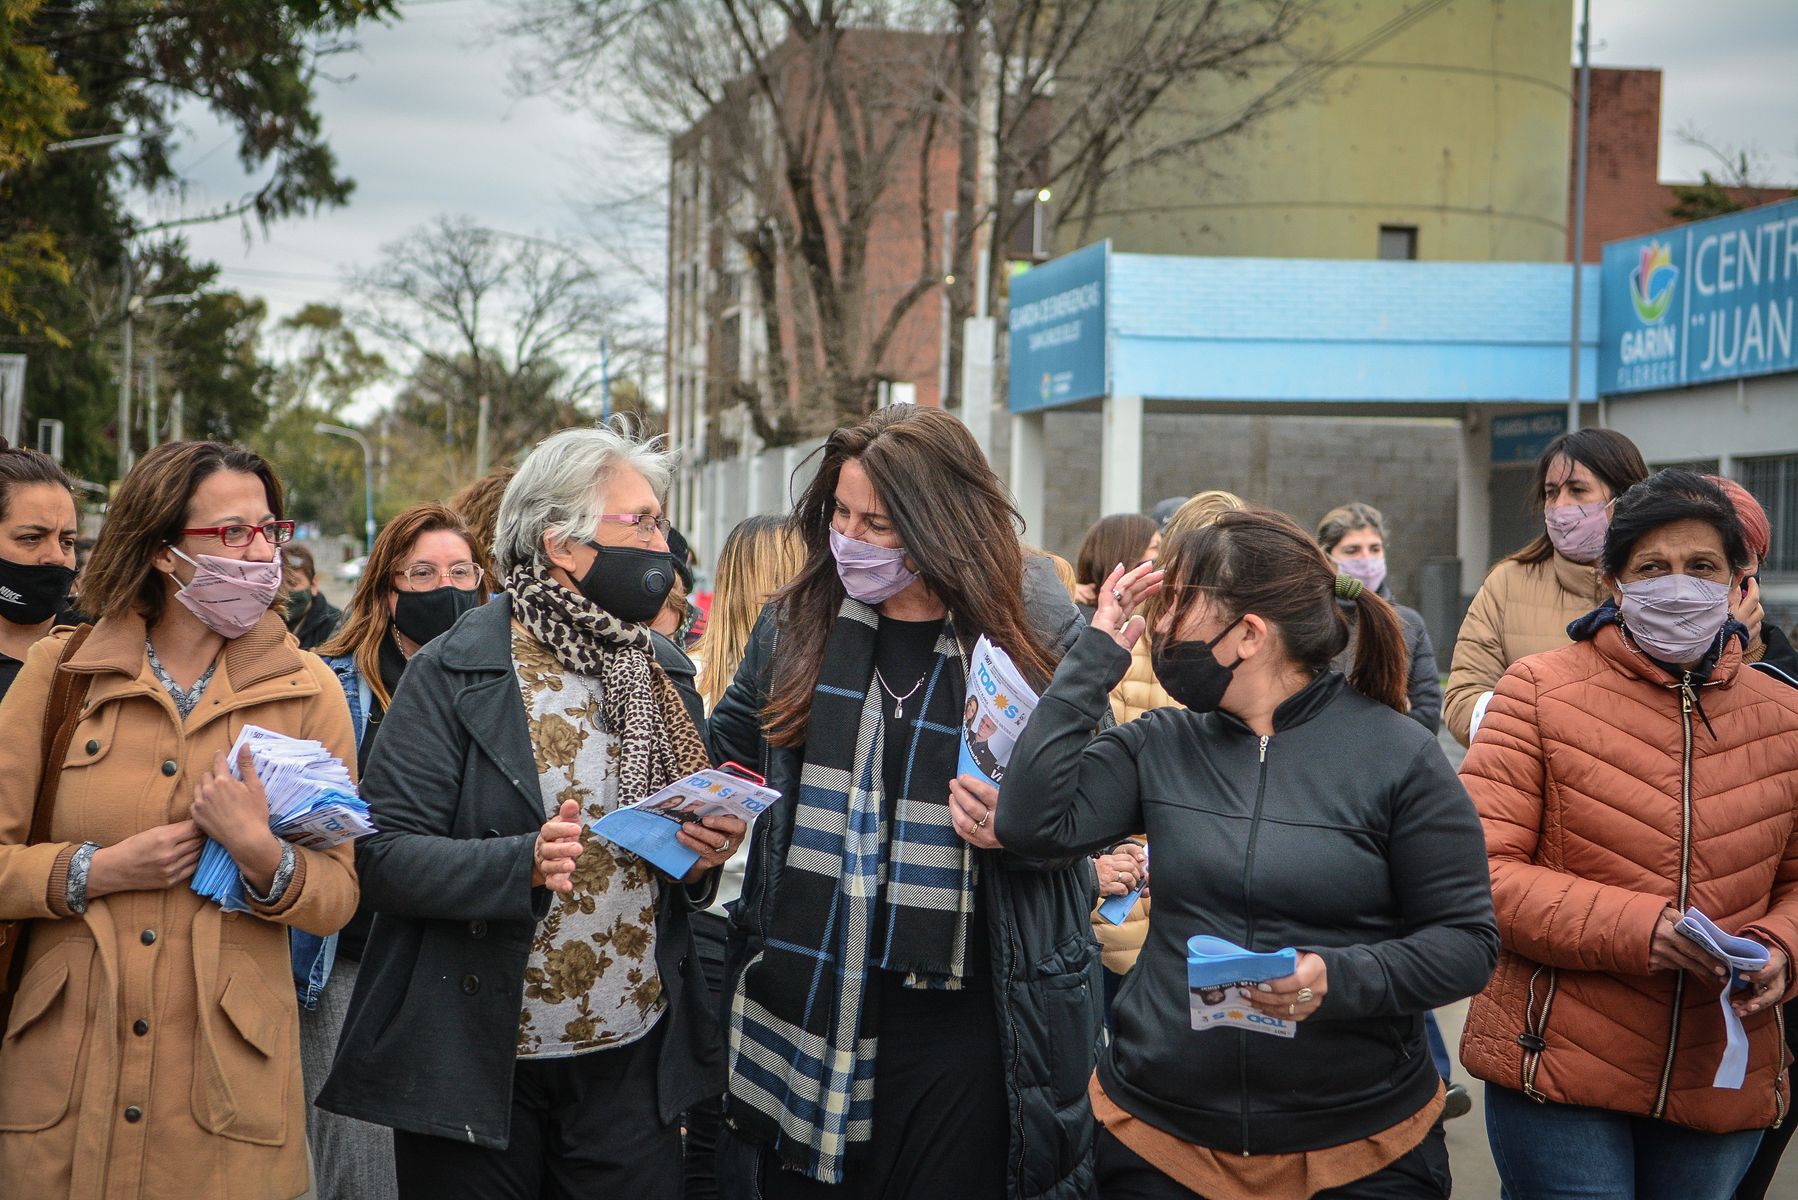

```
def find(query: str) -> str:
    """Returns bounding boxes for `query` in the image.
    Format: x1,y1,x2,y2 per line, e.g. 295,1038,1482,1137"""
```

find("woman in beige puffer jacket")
1445,430,1646,745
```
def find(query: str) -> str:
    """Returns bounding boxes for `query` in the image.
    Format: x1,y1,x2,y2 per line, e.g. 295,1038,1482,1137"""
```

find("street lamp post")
117,287,201,476
315,422,377,556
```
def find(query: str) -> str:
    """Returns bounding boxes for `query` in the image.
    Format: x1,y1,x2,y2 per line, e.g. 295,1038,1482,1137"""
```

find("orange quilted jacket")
1459,620,1798,1133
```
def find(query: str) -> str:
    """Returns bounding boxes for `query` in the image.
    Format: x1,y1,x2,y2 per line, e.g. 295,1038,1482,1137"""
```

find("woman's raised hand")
1091,561,1164,652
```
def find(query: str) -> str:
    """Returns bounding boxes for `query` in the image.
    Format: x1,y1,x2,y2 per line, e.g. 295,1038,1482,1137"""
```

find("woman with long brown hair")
0,441,359,1200
296,503,493,1200
708,405,1100,1200
997,508,1497,1200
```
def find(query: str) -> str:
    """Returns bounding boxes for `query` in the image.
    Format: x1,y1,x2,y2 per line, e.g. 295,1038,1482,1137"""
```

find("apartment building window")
1378,225,1418,261
1739,453,1798,574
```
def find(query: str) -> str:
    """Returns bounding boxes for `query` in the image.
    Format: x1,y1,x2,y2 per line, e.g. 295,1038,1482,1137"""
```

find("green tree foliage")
0,0,398,479
1669,171,1749,224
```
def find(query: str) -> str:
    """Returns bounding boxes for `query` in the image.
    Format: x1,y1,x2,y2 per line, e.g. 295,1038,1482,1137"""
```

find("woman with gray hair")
318,424,740,1199
1315,501,1442,733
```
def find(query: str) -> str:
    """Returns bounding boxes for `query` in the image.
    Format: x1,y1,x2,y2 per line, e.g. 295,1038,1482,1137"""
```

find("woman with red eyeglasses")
0,441,360,1200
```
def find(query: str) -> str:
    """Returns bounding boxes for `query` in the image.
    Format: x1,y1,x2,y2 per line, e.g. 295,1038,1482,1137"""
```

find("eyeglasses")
179,521,296,548
595,513,673,544
395,562,485,590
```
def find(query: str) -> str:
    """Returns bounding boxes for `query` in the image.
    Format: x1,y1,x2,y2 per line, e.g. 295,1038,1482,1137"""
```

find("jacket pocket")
0,939,95,1131
192,956,293,1145
1040,935,1102,1107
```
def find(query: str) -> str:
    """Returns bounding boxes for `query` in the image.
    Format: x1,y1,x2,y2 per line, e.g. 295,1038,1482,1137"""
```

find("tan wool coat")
1093,636,1179,975
1459,624,1798,1133
0,612,359,1200
1444,551,1608,745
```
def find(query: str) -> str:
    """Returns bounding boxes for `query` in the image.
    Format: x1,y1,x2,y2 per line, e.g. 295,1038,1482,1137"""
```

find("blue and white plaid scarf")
727,598,976,1183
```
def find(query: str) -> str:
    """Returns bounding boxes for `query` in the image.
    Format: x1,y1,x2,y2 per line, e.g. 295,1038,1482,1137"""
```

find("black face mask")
0,556,75,627
283,591,313,627
578,542,674,625
393,585,483,646
1150,616,1243,713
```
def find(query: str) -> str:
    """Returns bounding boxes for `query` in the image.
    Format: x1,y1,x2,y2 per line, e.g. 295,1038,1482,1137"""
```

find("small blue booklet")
1096,844,1147,925
591,763,779,879
1676,907,1770,1090
1186,934,1299,1037
191,724,374,913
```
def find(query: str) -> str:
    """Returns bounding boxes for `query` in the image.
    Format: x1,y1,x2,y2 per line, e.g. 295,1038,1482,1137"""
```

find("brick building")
1570,67,1793,262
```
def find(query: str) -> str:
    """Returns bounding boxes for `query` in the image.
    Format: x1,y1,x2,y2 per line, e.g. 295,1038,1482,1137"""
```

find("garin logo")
1630,241,1678,324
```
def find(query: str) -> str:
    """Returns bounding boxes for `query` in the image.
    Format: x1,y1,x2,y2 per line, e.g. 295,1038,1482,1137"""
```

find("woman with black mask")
997,509,1498,1200
299,502,493,1199
0,438,80,699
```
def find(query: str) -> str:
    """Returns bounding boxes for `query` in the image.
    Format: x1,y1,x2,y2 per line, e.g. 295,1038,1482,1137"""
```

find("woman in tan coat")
0,442,359,1200
1460,470,1798,1199
1444,429,1647,745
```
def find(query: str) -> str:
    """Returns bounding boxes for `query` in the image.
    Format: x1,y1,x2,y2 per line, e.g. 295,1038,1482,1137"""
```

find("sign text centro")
1599,196,1798,395
1008,241,1110,412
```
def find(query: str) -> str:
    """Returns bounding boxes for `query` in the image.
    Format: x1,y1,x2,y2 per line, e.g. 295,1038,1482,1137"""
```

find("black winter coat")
998,627,1497,1156
708,558,1105,1200
316,597,721,1149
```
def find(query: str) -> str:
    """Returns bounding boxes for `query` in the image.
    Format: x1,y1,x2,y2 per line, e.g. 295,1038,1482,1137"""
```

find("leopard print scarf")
506,564,709,810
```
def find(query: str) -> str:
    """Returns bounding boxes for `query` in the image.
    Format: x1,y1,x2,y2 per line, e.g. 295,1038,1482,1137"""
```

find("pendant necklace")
873,667,927,721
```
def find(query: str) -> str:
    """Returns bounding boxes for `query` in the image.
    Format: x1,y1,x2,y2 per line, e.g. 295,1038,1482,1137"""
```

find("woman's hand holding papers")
678,814,749,884
192,747,284,894
949,774,1003,850
1733,945,1790,1019
1244,951,1328,1023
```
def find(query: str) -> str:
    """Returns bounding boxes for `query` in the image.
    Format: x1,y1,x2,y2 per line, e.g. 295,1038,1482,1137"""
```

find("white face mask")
170,548,283,639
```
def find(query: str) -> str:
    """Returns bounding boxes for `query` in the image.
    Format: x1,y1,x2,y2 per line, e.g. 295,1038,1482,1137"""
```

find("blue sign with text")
1490,409,1566,465
1599,196,1798,394
1008,241,1109,412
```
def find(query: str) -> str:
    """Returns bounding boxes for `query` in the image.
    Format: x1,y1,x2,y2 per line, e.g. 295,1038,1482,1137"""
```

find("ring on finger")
1288,1003,1297,1016
1111,587,1125,605
1296,987,1314,1004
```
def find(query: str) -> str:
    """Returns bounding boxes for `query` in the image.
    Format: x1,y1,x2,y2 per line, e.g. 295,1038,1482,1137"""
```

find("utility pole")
117,253,134,479
145,353,158,451
476,392,491,475
1568,0,1592,435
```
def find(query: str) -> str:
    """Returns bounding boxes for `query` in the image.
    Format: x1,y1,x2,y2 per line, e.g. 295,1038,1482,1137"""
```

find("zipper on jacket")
1238,734,1273,1154
1775,1002,1789,1130
1653,675,1699,1119
1520,965,1560,1100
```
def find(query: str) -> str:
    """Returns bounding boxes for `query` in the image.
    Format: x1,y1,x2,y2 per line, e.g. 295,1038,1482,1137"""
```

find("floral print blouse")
511,624,664,1058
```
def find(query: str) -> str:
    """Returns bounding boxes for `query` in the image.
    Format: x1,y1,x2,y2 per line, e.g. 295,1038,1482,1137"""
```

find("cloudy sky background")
143,0,1798,381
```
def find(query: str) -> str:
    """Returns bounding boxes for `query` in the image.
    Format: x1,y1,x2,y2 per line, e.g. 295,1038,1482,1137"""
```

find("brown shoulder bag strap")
29,623,97,845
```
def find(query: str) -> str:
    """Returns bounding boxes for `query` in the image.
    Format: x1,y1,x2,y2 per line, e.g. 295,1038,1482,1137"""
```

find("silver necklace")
873,667,927,721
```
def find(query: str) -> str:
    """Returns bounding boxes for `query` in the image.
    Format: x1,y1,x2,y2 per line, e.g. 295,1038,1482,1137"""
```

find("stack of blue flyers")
190,724,376,912
1186,934,1299,1038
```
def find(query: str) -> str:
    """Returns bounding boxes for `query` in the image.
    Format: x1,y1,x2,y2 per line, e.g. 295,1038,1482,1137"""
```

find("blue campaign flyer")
958,637,1038,787
1186,934,1299,1038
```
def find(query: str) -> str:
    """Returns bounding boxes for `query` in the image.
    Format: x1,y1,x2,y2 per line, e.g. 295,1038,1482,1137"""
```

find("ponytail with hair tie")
1334,574,1363,601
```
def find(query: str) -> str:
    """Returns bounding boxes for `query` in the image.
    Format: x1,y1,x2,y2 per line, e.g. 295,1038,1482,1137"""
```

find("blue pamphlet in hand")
957,637,1039,787
1096,887,1143,925
1187,934,1299,1038
190,724,375,913
1675,907,1771,1090
591,763,779,879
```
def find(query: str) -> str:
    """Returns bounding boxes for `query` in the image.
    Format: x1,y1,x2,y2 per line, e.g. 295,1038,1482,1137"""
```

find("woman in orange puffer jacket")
1459,470,1798,1200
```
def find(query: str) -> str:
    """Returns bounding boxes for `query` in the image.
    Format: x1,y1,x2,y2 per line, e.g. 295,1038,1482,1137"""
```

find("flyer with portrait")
591,762,779,878
1187,934,1299,1038
957,636,1040,786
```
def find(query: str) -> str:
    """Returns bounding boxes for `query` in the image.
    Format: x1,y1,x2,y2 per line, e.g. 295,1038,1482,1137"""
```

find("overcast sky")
148,0,1798,352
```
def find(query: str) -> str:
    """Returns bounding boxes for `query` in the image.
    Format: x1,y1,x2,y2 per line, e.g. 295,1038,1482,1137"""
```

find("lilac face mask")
1545,501,1609,564
829,527,918,605
1333,555,1387,596
1618,573,1732,664
171,548,283,639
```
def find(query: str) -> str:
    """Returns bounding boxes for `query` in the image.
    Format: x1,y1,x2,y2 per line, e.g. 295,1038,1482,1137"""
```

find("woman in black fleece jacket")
993,509,1498,1200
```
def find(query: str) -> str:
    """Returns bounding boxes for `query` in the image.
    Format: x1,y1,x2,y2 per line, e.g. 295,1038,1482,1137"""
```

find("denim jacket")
290,653,371,1009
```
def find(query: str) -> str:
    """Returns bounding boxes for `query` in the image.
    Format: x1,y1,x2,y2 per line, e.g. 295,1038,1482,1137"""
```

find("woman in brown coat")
1459,470,1798,1199
1444,429,1647,745
0,442,359,1200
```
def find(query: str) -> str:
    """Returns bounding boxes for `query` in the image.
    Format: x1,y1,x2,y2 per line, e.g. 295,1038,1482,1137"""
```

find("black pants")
1094,1122,1451,1200
393,1020,680,1200
683,911,731,1200
720,972,1008,1200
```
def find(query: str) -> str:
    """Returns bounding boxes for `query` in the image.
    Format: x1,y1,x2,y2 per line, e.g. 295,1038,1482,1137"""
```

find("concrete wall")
1074,0,1573,264
1023,412,1461,612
